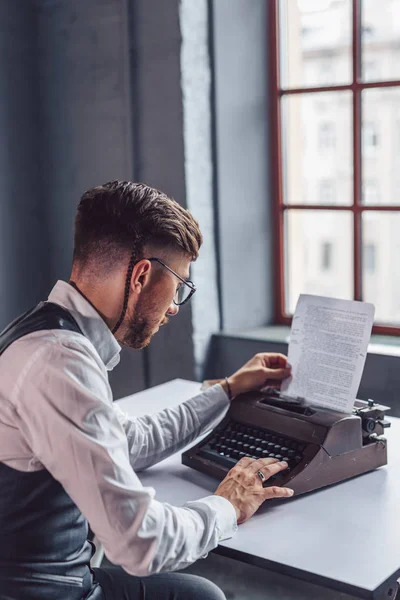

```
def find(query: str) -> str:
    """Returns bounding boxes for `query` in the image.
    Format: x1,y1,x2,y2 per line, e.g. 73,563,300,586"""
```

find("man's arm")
113,384,229,471
14,338,237,576
115,352,291,471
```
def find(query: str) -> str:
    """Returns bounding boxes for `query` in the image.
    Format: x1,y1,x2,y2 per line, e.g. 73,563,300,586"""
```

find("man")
0,181,293,600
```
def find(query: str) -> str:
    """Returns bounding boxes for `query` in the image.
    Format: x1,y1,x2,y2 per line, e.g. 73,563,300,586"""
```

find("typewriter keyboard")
198,420,306,478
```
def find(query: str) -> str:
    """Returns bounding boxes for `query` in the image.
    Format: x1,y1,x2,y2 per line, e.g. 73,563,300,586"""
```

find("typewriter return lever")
353,398,391,445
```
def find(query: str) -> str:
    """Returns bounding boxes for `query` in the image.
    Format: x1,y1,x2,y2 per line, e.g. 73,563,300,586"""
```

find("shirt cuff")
200,383,230,408
186,494,238,542
214,383,230,403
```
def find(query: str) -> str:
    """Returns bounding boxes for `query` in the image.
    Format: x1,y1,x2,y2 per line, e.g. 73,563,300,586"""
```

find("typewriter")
182,389,391,495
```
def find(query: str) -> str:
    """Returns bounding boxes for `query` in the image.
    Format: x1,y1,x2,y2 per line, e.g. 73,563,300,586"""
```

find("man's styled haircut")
73,181,203,271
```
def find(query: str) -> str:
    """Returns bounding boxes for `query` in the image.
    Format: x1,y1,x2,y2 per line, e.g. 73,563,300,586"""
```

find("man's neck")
67,278,117,331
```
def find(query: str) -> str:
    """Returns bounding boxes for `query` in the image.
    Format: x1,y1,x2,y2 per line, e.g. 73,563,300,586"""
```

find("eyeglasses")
148,258,196,306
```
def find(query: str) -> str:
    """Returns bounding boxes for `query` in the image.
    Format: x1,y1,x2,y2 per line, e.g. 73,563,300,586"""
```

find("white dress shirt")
0,280,237,576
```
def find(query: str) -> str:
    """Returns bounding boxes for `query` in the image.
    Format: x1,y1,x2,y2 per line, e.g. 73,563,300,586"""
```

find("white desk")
116,379,400,599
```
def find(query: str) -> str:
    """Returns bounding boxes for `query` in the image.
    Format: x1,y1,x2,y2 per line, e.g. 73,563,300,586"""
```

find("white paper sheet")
281,295,375,413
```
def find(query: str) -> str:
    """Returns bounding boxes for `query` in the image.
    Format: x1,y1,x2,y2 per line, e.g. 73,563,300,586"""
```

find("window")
362,24,375,41
363,243,376,274
363,60,378,82
318,122,336,149
362,122,379,152
362,179,379,205
319,179,335,204
397,121,400,152
321,242,333,270
317,61,335,86
270,0,400,333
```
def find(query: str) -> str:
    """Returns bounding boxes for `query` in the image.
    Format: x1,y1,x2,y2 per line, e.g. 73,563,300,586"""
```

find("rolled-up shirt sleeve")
12,337,237,576
113,384,230,471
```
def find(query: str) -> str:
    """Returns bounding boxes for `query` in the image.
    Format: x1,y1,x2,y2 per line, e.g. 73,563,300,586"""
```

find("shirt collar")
48,280,121,371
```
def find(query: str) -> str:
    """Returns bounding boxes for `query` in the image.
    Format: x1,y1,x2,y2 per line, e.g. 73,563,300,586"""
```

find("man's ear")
130,259,152,294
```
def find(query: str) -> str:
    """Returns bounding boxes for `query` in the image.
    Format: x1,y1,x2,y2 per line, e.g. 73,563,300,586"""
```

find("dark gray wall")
0,0,196,397
212,0,273,331
0,0,50,328
131,0,196,387
37,0,134,283
36,0,145,398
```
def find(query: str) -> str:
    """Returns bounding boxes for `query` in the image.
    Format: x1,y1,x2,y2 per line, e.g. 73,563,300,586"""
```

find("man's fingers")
264,367,291,381
235,456,253,469
260,461,289,479
248,457,279,473
260,353,288,368
249,459,287,476
264,486,294,500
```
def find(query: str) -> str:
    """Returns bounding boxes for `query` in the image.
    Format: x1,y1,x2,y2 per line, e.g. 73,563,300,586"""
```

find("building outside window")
362,179,379,205
363,60,378,82
321,241,333,270
319,179,336,204
362,121,379,152
318,122,336,149
318,61,335,86
363,242,376,274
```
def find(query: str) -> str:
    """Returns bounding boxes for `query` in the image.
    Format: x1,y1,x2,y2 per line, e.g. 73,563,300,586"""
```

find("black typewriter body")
181,390,390,495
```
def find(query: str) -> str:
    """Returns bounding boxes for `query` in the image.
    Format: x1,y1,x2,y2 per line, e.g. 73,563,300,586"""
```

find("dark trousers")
93,566,226,600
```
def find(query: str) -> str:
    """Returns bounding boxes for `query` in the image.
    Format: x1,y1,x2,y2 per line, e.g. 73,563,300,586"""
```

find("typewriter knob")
362,417,376,434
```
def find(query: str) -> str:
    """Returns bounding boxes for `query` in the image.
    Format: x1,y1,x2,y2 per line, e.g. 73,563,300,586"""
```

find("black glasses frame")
147,257,196,306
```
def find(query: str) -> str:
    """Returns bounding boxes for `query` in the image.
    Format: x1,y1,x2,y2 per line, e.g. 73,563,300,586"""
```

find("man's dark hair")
73,181,203,271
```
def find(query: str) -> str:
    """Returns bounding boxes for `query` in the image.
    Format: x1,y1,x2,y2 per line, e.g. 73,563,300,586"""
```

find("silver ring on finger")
256,470,266,483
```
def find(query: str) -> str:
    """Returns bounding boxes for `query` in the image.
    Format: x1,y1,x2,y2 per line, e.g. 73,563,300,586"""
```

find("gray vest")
0,302,103,600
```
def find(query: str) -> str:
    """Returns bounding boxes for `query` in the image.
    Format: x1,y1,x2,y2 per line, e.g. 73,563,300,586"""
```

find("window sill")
220,325,400,358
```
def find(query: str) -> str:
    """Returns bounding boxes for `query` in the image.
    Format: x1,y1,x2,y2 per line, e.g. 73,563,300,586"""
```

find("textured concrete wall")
37,0,133,283
179,0,220,379
0,0,49,329
130,0,197,386
36,0,145,397
212,0,274,331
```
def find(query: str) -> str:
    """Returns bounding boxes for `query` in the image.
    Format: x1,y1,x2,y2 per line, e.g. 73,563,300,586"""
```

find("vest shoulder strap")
0,302,83,357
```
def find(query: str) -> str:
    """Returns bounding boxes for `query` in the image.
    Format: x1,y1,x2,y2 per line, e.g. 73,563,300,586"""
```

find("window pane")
282,92,353,205
362,87,400,205
279,0,352,89
362,0,400,82
362,212,400,323
284,210,353,314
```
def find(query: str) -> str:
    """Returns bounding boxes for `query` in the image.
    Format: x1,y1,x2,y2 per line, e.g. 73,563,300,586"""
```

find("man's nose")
167,302,179,317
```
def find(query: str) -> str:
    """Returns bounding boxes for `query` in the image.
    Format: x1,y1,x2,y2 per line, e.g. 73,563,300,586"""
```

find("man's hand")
222,353,291,399
214,457,294,524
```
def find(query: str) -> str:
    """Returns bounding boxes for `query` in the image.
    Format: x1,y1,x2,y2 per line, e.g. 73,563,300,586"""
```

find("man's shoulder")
0,327,114,418
0,329,106,395
4,327,98,361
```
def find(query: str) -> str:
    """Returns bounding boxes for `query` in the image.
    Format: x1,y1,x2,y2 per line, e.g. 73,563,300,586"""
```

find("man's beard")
119,295,168,349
